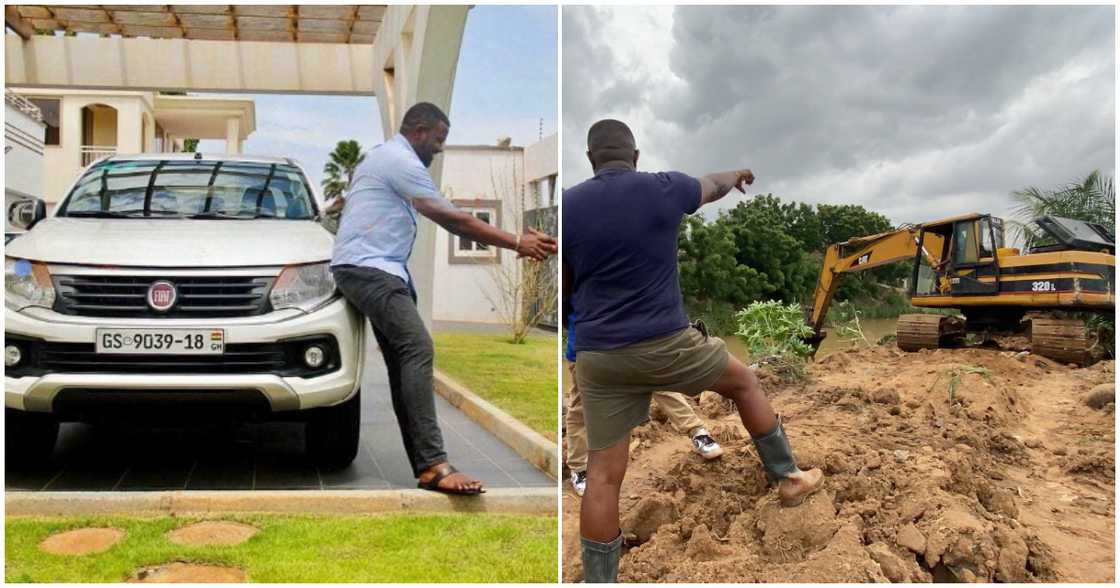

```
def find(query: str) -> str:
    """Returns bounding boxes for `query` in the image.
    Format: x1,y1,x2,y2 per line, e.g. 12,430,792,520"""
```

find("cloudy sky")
199,5,557,189
562,5,1115,226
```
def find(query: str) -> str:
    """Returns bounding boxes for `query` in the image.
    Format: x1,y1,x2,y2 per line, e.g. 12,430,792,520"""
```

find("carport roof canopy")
5,5,386,44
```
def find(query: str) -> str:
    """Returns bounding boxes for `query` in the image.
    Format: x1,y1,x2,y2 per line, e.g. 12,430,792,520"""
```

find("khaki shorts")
575,326,729,451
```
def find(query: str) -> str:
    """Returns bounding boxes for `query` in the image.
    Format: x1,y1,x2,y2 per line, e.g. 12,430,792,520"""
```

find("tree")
1010,170,1115,243
677,194,909,328
182,138,199,153
323,140,365,198
482,160,557,344
816,203,906,300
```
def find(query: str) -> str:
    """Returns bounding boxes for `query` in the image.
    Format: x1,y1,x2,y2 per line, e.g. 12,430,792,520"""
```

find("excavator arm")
807,225,945,337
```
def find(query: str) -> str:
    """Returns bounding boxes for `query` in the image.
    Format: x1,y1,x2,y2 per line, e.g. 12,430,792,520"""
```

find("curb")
433,369,557,479
6,487,556,517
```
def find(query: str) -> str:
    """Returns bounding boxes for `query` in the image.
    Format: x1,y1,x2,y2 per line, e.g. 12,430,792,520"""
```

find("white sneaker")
570,470,587,496
691,428,724,460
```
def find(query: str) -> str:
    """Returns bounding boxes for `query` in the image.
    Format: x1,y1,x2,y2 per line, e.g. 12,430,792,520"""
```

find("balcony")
80,145,116,167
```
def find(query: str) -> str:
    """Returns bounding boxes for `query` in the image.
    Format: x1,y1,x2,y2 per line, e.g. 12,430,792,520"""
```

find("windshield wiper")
187,212,247,220
65,210,137,218
68,209,183,218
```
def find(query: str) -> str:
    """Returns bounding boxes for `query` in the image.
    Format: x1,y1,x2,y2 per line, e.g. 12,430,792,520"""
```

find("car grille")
40,342,288,374
4,335,340,378
52,275,274,318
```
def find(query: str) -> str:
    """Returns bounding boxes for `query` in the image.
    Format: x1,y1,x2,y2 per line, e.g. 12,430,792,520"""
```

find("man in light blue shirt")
331,102,556,495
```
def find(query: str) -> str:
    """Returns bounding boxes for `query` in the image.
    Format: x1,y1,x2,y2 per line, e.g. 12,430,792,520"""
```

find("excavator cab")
911,214,1003,297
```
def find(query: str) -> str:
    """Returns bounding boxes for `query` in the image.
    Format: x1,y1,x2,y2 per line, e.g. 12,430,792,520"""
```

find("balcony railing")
80,145,116,167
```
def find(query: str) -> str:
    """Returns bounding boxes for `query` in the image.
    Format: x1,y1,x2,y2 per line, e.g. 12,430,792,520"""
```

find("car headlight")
5,257,55,311
270,262,337,313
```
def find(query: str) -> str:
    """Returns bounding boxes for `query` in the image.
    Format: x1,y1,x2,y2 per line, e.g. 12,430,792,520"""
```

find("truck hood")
6,218,334,267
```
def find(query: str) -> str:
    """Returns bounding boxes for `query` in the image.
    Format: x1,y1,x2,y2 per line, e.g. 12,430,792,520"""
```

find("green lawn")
433,332,557,441
6,513,556,583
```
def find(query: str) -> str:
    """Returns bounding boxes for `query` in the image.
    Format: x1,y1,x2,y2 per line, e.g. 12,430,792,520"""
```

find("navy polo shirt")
562,167,701,352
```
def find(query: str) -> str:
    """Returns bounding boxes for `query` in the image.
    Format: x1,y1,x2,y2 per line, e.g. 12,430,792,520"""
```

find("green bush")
735,300,815,359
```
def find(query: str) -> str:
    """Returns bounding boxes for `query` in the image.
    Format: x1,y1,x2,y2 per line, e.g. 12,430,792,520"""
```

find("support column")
372,5,469,327
225,117,240,154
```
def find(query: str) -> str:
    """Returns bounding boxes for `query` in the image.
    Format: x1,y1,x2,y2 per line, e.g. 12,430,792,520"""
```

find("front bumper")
5,297,364,415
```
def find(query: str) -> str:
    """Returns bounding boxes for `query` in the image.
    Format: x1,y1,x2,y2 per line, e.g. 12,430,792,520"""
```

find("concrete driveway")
6,332,554,492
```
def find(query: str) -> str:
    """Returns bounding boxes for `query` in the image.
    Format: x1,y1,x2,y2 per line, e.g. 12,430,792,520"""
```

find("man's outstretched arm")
412,197,557,261
697,169,755,206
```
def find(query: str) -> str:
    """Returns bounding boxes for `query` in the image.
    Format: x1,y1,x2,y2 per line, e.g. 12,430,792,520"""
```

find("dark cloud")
563,5,1115,226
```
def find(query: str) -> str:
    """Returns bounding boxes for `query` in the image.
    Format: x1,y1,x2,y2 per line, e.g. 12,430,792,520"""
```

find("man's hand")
516,227,557,261
699,168,755,206
414,197,557,259
730,169,754,193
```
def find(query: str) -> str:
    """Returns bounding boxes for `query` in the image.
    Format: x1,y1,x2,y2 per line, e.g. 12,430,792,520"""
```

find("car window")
58,160,317,219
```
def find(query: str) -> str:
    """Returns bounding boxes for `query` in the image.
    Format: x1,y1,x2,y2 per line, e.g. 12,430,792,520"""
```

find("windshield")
57,159,318,220
1049,216,1114,244
1036,216,1114,246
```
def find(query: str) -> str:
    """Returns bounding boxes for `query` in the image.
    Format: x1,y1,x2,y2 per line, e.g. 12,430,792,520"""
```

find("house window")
28,98,60,145
449,199,501,264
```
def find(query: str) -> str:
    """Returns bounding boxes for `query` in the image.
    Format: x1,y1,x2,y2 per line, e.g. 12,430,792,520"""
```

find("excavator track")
1030,317,1096,366
896,314,966,352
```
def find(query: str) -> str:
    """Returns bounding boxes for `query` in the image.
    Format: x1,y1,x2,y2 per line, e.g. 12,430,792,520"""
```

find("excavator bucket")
804,331,827,356
896,314,966,351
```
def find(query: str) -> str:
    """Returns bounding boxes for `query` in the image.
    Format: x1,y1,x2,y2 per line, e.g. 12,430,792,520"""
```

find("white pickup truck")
5,153,364,469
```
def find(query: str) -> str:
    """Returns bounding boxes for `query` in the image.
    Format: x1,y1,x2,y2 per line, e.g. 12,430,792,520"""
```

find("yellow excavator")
807,213,1115,364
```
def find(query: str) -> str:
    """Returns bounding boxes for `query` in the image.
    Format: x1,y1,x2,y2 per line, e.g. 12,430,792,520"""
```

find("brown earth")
166,521,259,547
562,343,1115,583
128,562,247,583
39,528,125,556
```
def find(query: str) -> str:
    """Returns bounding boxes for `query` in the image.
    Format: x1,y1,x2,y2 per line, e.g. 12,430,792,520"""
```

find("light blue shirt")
331,134,449,285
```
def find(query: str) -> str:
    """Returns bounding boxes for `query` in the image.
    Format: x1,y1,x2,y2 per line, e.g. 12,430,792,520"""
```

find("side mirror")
8,199,46,231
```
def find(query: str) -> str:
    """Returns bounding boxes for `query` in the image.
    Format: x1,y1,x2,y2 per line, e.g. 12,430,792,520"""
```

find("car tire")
305,388,360,470
5,408,59,469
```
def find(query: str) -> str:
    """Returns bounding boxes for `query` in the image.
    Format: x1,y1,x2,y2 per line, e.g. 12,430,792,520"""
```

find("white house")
7,88,256,206
432,133,558,325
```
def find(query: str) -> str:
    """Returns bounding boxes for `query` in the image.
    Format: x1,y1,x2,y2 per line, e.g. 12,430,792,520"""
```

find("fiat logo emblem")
147,280,177,312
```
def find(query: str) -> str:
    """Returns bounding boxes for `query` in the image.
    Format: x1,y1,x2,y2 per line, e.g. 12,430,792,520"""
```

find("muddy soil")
165,521,258,547
128,562,247,583
562,344,1115,583
39,528,125,556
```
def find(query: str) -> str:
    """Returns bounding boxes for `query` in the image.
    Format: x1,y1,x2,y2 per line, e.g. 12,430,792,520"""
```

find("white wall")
31,92,146,203
433,146,526,324
4,102,46,201
524,132,557,183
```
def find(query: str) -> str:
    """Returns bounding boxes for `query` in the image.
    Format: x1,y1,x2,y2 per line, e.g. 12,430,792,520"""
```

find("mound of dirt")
563,345,1115,583
128,562,247,583
39,528,125,556
166,521,259,547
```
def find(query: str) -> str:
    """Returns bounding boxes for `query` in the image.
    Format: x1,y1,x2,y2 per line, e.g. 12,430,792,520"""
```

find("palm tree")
322,177,348,201
322,140,365,199
1010,170,1115,244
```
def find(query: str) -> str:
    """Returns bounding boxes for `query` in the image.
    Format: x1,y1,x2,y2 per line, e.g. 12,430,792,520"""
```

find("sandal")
417,463,485,495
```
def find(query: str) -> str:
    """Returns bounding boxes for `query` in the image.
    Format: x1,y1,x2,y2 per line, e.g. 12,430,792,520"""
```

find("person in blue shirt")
332,102,556,495
563,119,823,581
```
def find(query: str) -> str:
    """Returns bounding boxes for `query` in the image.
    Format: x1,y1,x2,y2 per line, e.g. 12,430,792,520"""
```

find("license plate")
96,328,225,355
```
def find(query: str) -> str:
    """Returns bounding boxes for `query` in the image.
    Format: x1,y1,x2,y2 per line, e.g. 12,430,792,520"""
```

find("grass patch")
434,332,557,441
6,513,556,583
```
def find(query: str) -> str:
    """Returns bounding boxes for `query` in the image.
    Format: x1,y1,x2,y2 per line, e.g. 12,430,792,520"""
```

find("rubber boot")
750,415,824,506
581,532,622,583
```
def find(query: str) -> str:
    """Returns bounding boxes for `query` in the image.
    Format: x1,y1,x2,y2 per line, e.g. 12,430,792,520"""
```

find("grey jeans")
332,264,448,476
